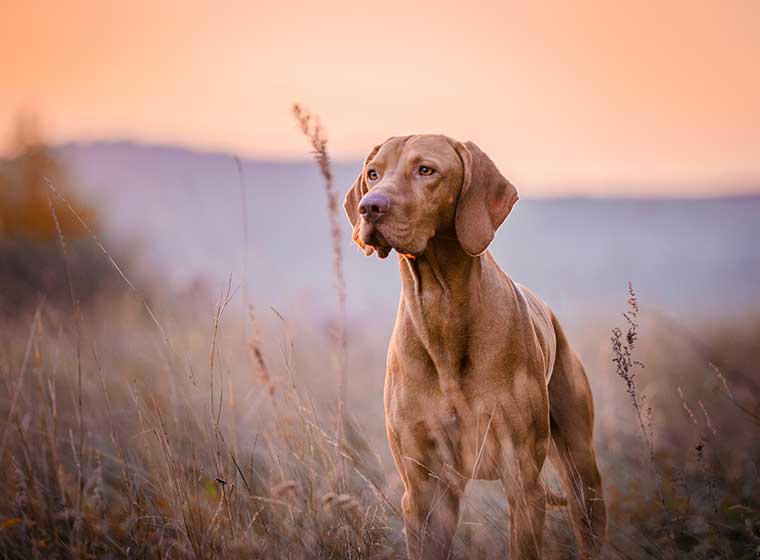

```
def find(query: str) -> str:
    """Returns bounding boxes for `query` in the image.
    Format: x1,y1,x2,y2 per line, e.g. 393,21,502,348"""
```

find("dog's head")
343,135,518,258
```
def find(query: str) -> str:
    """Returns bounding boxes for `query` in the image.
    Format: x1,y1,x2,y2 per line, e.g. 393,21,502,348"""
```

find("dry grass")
610,284,670,525
0,309,400,559
1,261,758,559
292,104,350,486
0,121,758,559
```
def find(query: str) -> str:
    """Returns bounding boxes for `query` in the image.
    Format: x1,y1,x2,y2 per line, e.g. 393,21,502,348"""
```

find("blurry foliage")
604,305,760,559
0,113,99,240
0,113,757,559
0,114,138,316
0,294,758,558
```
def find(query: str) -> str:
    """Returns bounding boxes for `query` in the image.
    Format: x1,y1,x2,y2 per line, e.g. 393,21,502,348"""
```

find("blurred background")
1,1,758,558
2,0,759,321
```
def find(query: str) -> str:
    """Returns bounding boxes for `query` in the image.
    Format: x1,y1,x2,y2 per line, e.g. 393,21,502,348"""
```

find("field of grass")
1,117,758,558
1,260,759,559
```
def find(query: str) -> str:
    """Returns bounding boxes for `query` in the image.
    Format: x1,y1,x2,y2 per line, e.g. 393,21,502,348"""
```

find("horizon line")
6,136,759,200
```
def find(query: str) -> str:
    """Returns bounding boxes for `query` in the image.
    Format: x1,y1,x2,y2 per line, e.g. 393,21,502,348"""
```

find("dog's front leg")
503,468,546,560
387,420,463,559
401,476,461,560
500,419,550,559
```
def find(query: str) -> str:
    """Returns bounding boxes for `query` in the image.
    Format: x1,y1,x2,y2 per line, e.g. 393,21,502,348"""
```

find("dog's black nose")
359,192,390,223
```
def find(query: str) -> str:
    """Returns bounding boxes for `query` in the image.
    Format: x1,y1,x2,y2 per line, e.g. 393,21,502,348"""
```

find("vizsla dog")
343,135,606,559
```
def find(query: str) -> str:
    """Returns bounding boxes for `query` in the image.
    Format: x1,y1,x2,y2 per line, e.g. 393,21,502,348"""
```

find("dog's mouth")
357,223,393,259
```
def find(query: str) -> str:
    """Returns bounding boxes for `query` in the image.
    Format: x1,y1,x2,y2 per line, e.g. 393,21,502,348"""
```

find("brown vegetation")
0,115,146,316
1,273,758,558
0,114,99,241
0,115,757,559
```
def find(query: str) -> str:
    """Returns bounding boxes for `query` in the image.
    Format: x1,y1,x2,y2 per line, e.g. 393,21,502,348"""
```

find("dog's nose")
359,192,390,223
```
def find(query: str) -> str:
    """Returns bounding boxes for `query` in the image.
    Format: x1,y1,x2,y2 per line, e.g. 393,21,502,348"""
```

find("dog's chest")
386,385,518,481
389,310,549,481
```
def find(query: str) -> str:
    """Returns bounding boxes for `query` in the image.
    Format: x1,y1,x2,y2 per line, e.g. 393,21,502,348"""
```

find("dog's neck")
396,233,486,386
397,233,483,302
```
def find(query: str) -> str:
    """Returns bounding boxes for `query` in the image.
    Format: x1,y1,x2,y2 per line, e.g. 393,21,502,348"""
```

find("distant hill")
54,141,760,325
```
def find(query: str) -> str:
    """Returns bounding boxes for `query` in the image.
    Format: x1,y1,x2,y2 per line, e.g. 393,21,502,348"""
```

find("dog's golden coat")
344,135,606,559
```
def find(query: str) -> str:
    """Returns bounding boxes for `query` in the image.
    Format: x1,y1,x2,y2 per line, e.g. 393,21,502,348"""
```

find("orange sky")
1,0,758,195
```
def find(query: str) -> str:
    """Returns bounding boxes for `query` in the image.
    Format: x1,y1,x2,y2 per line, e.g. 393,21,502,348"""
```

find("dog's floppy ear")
344,143,382,256
454,140,518,256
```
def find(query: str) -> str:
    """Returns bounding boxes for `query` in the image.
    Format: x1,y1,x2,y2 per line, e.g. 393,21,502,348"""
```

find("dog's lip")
358,221,424,260
359,222,421,259
359,224,390,248
359,224,396,259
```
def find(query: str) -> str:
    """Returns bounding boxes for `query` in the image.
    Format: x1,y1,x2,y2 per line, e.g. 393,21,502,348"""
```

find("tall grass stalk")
234,156,251,342
291,104,349,479
233,156,273,395
47,191,87,540
44,177,176,360
611,284,671,529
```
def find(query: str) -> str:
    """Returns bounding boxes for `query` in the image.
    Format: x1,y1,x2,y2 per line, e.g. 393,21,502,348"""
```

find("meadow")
1,119,759,558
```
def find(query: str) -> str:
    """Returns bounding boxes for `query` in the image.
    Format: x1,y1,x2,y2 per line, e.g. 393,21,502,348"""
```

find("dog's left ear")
453,140,518,256
344,143,382,256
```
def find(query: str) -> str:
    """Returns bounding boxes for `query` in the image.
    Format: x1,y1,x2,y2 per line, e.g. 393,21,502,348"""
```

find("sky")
1,0,759,196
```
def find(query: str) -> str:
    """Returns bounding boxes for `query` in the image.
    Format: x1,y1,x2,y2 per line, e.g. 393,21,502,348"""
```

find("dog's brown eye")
367,169,378,182
418,166,434,176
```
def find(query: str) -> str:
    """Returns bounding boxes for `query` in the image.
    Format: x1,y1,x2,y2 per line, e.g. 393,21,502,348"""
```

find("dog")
343,135,606,559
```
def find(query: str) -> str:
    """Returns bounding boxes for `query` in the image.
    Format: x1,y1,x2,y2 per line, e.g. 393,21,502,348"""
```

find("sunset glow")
2,0,758,195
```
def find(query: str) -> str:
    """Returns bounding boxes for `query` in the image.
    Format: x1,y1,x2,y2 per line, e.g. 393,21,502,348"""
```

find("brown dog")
343,135,606,559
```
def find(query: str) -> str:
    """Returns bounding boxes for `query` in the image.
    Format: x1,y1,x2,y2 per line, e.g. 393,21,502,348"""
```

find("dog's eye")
418,166,435,176
367,169,379,182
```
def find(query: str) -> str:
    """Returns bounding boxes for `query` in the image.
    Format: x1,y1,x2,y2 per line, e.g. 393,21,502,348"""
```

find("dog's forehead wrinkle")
405,135,458,158
371,137,410,171
374,138,459,178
